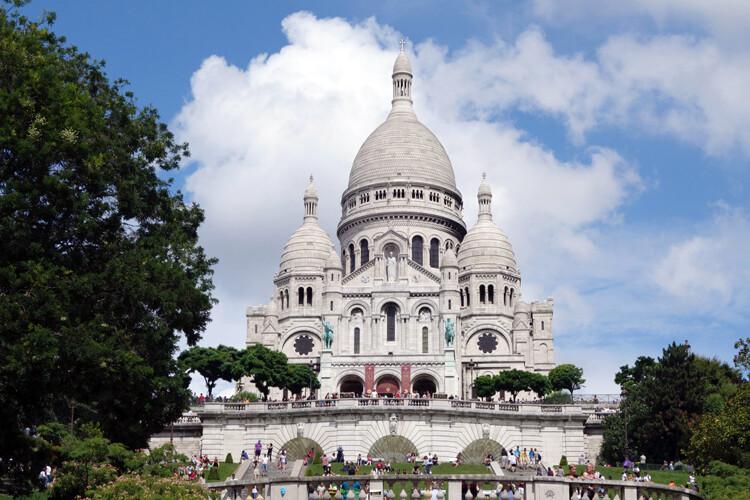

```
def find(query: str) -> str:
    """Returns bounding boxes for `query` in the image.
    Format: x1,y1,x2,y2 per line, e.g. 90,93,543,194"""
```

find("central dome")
345,49,458,195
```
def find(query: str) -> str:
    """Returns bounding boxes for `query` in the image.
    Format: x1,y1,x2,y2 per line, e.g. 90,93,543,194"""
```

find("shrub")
206,466,220,481
235,391,258,402
543,391,573,405
559,455,568,466
225,453,233,464
313,451,321,465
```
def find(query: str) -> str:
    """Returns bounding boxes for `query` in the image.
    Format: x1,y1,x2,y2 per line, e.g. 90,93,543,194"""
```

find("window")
479,285,486,304
285,290,289,309
465,287,470,306
330,301,333,312
306,287,313,306
360,240,369,265
504,286,509,306
279,292,284,310
460,290,464,307
509,288,514,306
254,324,258,334
342,250,346,276
354,327,361,354
541,321,545,331
298,287,304,305
448,299,452,310
386,305,396,342
488,285,494,304
422,327,429,353
412,236,423,265
430,238,439,268
349,244,355,273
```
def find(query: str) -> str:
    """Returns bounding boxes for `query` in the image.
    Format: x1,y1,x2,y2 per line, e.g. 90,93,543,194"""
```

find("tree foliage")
493,369,549,401
548,364,585,397
178,345,238,397
614,356,655,389
686,383,750,473
284,362,321,396
734,337,750,377
232,343,289,397
542,391,573,405
0,0,216,465
474,375,496,400
700,461,750,500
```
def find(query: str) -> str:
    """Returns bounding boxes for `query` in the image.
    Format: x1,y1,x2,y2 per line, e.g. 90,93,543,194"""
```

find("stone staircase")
240,459,297,481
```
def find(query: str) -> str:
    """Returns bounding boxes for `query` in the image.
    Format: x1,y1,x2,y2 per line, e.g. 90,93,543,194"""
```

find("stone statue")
389,413,398,435
444,318,455,347
321,319,334,349
419,309,431,322
297,422,305,438
483,423,490,439
386,251,397,282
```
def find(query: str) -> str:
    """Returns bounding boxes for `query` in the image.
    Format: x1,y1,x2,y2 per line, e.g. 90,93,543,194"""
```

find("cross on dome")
399,39,406,52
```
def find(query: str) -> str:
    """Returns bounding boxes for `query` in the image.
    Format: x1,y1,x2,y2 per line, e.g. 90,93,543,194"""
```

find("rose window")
477,333,498,354
294,335,314,355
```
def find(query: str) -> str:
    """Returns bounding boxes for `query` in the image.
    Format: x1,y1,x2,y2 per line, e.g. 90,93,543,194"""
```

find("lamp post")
467,359,477,399
620,387,629,463
308,360,318,399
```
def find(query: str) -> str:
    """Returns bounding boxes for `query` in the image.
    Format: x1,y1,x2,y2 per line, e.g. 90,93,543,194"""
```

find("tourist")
454,451,463,467
578,454,585,465
228,473,239,499
241,450,249,462
321,453,330,474
518,482,525,500
267,443,274,461
385,460,392,472
501,448,508,469
521,448,529,469
251,485,258,499
262,453,269,476
508,452,517,472
356,453,363,466
280,450,287,472
547,467,554,476
254,440,262,459
484,452,494,466
253,460,260,480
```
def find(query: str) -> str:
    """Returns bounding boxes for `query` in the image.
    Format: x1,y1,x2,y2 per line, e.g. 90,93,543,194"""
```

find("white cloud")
653,204,750,308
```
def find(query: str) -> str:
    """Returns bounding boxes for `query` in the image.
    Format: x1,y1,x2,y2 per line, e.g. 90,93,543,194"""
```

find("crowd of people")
175,454,223,481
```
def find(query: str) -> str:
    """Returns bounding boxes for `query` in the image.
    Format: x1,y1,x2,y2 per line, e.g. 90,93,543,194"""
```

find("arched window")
354,327,361,354
460,290,464,307
430,238,440,268
360,240,369,266
306,287,313,306
278,292,284,310
285,290,289,309
386,305,397,342
479,285,486,304
504,286,509,306
509,288,515,306
448,299,452,310
488,285,495,304
422,327,429,353
445,240,454,250
330,300,333,312
465,287,471,306
349,243,355,273
541,321,545,331
412,236,423,265
255,324,258,334
298,287,304,305
342,250,346,276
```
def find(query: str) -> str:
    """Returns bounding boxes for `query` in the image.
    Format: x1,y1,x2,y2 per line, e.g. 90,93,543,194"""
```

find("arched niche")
462,438,507,465
368,435,418,462
279,437,324,461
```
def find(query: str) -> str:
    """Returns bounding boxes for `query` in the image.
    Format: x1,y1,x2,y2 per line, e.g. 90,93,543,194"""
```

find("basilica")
243,48,555,399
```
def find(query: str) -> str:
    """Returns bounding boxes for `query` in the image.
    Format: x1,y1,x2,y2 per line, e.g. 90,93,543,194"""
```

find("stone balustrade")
206,474,702,500
195,399,583,417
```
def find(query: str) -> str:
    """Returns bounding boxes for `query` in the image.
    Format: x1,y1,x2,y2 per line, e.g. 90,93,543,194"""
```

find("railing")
205,473,702,500
194,399,587,419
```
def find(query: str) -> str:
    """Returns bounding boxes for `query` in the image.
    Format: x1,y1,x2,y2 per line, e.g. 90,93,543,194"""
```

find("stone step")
240,460,296,481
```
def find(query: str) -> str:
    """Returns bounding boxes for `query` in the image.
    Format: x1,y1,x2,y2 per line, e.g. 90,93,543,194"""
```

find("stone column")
444,347,457,396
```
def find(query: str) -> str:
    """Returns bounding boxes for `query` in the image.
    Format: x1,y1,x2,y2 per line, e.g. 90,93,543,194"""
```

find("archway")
279,437,324,461
368,435,418,462
340,376,364,396
462,439,506,465
412,376,437,396
375,375,400,396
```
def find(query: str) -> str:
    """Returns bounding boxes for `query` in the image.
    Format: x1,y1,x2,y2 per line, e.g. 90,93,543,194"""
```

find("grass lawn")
205,462,240,483
556,465,690,487
305,461,489,477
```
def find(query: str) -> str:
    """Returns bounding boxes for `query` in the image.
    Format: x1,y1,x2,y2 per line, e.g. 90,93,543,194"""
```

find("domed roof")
393,51,412,74
441,247,458,268
279,178,335,274
457,176,517,271
345,49,458,194
325,249,342,269
458,218,516,270
279,221,335,274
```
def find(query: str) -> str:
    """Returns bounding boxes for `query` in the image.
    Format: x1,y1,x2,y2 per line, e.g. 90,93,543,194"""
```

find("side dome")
458,175,517,271
279,177,336,274
325,249,343,269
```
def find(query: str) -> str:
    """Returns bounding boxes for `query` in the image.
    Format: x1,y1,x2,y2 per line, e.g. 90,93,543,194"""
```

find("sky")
23,1,750,396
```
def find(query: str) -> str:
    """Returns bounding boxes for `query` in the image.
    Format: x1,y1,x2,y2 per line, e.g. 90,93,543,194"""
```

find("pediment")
342,259,375,285
406,260,441,284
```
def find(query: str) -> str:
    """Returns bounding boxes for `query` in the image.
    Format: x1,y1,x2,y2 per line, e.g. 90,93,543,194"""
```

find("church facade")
242,48,555,399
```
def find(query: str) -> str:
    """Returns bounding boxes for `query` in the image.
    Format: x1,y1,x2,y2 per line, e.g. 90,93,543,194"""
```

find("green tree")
0,1,216,464
494,369,535,401
232,344,289,397
528,372,552,398
284,362,320,396
686,383,750,473
474,375,496,400
614,356,655,389
548,364,585,397
734,337,750,377
178,345,238,398
700,462,750,500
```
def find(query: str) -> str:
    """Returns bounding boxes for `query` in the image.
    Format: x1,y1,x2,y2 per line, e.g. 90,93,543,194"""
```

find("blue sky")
24,1,750,395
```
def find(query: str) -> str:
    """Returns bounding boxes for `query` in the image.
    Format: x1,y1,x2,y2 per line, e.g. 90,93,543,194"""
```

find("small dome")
325,249,342,269
304,175,318,200
393,50,412,74
279,221,335,274
441,247,458,268
457,219,517,271
478,173,492,197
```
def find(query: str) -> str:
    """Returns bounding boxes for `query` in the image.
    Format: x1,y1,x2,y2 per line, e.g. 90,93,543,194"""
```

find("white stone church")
242,48,555,400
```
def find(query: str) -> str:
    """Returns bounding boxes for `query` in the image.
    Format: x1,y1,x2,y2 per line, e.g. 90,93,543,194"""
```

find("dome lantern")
303,175,318,221
478,172,493,221
392,40,413,103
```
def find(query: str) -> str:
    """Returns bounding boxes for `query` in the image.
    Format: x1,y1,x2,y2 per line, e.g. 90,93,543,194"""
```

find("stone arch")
412,374,438,395
409,298,438,317
345,300,370,317
333,368,366,389
279,327,322,354
279,437,324,462
410,367,443,392
368,435,418,462
462,439,507,465
536,342,550,364
463,326,512,355
339,375,365,395
375,375,400,395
